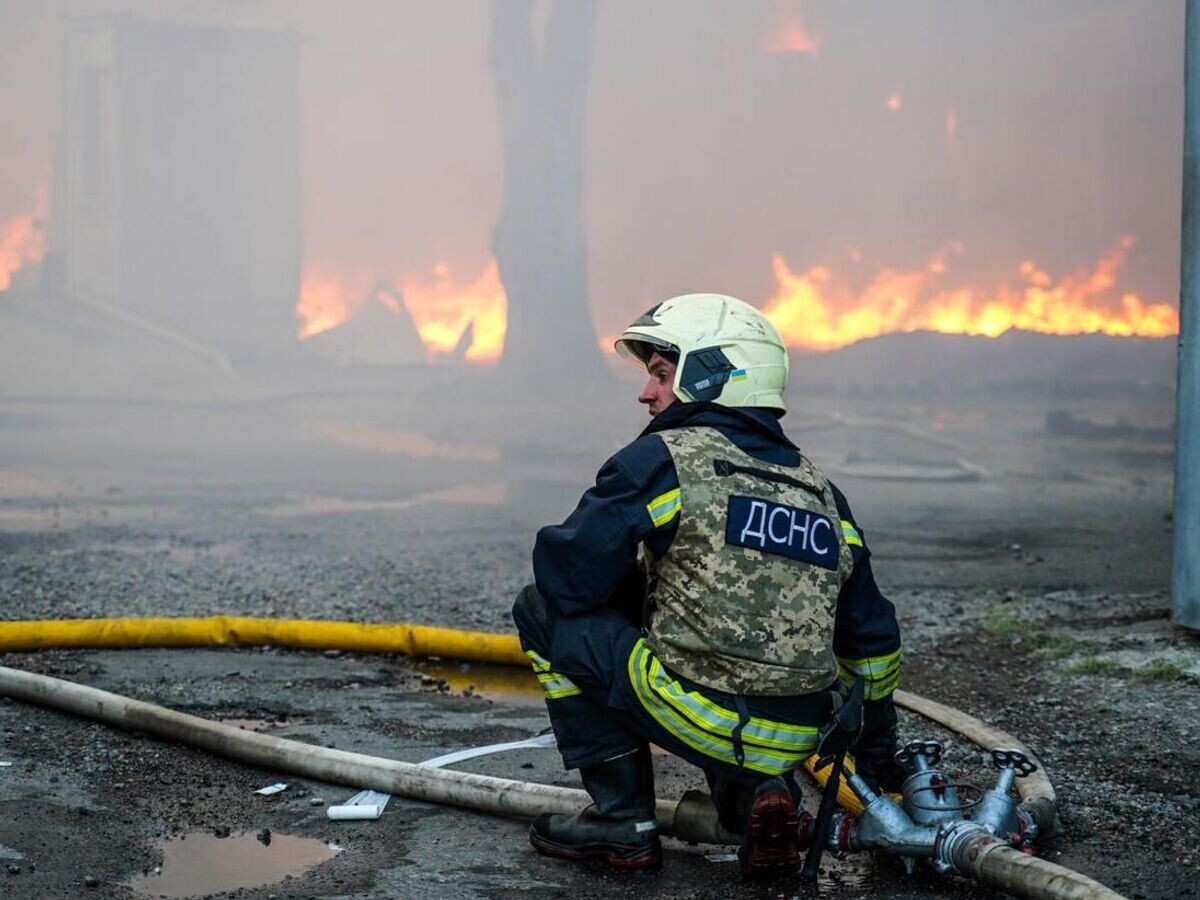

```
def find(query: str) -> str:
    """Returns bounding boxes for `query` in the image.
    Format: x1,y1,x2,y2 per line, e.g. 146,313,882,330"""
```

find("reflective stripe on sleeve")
626,639,818,775
840,520,863,547
836,648,901,700
526,649,582,699
646,488,682,528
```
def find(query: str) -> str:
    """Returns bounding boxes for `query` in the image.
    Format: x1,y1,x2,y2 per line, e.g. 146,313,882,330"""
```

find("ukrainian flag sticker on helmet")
614,294,790,412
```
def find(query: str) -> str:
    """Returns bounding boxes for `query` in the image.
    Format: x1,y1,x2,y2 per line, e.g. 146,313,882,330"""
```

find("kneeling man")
513,294,904,876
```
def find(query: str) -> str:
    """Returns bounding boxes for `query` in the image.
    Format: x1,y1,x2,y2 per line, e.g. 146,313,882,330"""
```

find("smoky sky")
0,0,1184,341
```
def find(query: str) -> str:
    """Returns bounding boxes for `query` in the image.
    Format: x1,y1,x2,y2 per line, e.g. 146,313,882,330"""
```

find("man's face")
638,351,678,417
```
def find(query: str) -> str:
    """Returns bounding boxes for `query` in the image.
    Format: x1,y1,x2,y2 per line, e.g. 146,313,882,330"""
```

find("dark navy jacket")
532,400,902,734
532,401,902,721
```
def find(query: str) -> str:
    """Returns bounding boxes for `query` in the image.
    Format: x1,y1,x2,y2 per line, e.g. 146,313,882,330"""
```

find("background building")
53,14,300,362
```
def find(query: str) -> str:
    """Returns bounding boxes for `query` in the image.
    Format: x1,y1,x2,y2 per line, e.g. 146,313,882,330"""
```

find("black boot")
852,727,907,793
739,776,802,878
529,746,662,870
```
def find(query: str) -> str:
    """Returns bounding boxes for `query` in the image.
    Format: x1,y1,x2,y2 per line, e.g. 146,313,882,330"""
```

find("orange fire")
401,261,507,363
886,91,903,112
296,260,508,363
762,14,820,55
0,184,48,292
761,237,1179,351
296,271,353,338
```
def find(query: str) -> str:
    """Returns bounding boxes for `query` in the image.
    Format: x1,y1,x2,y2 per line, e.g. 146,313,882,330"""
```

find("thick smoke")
0,0,1184,489
0,1,1184,339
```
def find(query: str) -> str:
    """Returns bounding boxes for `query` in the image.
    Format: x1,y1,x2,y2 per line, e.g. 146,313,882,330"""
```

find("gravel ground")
0,386,1197,899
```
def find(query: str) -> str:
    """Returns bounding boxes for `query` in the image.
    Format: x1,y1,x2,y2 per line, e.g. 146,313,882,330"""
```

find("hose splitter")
810,740,1042,879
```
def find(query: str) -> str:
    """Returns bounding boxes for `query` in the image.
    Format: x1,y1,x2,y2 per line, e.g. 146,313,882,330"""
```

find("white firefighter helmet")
614,293,789,412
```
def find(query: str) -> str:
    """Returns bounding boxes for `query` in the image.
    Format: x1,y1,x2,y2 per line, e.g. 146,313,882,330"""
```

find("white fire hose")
0,665,1127,899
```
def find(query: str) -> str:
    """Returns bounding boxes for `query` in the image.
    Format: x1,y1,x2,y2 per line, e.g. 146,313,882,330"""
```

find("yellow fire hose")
0,616,1120,899
0,616,1054,817
0,616,526,665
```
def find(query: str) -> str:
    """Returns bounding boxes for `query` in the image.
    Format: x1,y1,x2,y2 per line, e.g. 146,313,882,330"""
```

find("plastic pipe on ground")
0,664,1126,900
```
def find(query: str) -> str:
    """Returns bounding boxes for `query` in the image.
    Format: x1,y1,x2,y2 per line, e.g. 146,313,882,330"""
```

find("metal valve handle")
894,739,944,768
990,748,1038,777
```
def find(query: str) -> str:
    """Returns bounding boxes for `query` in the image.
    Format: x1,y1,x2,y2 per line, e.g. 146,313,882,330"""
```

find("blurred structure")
1174,0,1200,631
51,14,300,363
306,281,426,366
490,0,606,385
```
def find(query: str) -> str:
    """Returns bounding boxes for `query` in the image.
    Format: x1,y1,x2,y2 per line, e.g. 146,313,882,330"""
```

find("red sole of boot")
529,831,662,871
741,789,801,877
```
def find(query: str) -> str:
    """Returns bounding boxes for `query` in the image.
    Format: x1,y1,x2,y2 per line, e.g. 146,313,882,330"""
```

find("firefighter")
512,294,904,876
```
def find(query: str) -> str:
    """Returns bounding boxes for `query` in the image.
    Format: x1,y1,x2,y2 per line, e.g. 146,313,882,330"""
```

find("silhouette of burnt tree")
490,0,608,389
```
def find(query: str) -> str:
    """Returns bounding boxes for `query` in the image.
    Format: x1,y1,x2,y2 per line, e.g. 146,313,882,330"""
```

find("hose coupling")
934,819,1002,877
825,810,857,856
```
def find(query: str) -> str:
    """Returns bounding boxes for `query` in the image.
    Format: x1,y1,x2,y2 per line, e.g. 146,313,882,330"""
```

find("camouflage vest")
645,426,854,696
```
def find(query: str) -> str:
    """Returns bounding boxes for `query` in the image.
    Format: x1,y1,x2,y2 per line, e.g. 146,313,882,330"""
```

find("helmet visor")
614,333,679,366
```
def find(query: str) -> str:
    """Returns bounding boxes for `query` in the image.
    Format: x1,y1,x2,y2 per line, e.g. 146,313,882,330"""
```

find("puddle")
129,831,336,898
414,660,543,706
822,854,877,890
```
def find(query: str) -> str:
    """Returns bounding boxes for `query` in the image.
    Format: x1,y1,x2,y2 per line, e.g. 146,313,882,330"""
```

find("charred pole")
1175,0,1200,630
490,0,608,389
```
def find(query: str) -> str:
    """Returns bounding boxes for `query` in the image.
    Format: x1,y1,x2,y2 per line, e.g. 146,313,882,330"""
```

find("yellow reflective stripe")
536,670,582,699
544,682,583,699
646,488,682,528
527,649,581,698
836,649,901,677
840,520,863,547
646,656,817,752
836,648,901,700
840,669,900,700
634,657,808,773
629,647,780,773
626,640,817,775
687,688,817,741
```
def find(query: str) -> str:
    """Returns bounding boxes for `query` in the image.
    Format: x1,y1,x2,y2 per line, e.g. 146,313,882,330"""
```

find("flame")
296,260,507,363
401,261,507,363
296,271,354,338
0,183,48,292
761,237,1179,351
944,105,958,140
886,91,903,112
762,13,820,55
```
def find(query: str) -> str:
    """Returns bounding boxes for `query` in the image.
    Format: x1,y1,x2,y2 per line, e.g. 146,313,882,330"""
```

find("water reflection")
129,831,336,898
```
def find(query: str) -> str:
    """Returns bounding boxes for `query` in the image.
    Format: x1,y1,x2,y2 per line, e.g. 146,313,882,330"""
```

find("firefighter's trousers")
511,584,833,830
